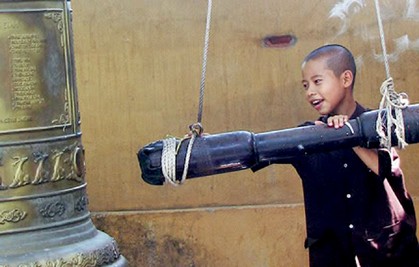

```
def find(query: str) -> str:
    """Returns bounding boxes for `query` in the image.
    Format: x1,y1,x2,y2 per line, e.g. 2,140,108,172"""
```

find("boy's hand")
327,115,349,128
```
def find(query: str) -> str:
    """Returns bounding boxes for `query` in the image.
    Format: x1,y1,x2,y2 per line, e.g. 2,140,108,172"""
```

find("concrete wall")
71,0,419,266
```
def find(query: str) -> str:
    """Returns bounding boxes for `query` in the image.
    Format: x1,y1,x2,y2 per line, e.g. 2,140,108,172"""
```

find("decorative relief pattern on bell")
0,238,121,267
44,11,64,34
75,195,88,212
0,209,26,225
0,142,85,190
0,183,91,234
39,201,66,218
32,151,49,184
51,106,70,126
9,156,30,188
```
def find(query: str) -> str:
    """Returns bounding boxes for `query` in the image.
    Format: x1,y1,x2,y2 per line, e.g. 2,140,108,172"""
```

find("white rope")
161,0,213,186
161,136,197,186
161,137,179,186
373,0,409,150
181,134,196,182
376,78,409,149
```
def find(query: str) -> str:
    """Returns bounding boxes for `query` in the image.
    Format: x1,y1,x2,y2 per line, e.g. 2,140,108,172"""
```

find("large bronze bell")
0,1,127,265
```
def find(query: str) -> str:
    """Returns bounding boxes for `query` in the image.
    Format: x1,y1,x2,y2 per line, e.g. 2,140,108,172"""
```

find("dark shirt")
291,103,418,267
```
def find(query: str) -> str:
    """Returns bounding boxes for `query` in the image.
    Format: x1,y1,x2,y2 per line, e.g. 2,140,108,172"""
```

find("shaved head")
303,44,356,90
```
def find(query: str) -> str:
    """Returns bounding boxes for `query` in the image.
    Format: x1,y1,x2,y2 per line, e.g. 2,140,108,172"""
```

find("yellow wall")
71,0,419,265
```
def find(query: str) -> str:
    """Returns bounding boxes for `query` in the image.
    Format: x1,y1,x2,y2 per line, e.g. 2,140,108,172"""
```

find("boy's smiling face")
301,57,353,116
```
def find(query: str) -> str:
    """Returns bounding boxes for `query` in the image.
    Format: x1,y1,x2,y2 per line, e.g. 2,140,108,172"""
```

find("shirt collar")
350,102,366,119
319,102,366,123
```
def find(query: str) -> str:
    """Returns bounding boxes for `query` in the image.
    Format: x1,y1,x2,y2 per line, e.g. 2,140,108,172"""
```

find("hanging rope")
374,0,409,150
197,0,213,124
161,0,213,186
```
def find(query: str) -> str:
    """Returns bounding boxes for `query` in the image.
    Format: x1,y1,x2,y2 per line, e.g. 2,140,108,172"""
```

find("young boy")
293,44,418,267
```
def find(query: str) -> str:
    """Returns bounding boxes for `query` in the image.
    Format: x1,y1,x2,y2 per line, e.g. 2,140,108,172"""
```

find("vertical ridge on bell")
0,1,127,266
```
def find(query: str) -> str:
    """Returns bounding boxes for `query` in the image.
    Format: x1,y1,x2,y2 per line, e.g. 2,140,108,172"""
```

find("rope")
161,137,180,186
197,0,213,123
161,0,213,185
374,0,391,79
376,78,409,149
160,127,202,186
373,0,409,150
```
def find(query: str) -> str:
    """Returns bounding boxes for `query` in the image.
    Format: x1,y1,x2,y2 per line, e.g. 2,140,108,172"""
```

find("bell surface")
0,1,127,266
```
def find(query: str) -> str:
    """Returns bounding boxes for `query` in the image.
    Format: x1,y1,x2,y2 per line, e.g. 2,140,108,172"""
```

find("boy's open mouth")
311,99,323,106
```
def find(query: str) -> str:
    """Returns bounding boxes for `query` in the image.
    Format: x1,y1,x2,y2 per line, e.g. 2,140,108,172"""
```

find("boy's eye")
314,79,322,84
302,82,308,90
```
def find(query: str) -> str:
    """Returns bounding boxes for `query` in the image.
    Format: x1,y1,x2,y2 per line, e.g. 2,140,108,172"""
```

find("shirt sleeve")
378,148,417,225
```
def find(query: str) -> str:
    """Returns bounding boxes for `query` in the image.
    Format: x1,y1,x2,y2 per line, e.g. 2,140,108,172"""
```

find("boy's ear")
342,70,354,88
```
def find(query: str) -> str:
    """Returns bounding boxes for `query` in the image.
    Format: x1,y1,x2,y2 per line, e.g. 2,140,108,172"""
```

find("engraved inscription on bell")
0,11,70,134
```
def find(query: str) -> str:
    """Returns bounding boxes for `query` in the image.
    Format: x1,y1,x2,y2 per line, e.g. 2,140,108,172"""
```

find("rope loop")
376,77,409,150
161,128,202,186
161,137,181,186
379,78,409,109
189,122,204,136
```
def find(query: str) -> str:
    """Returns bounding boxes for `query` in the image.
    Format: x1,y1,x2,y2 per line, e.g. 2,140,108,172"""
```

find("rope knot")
189,123,204,136
380,77,409,109
376,77,409,150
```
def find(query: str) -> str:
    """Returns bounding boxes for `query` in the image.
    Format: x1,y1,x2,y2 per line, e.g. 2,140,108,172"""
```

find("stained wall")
71,0,419,266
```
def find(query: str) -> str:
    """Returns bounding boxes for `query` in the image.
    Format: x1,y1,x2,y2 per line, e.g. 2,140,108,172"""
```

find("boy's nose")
306,87,316,96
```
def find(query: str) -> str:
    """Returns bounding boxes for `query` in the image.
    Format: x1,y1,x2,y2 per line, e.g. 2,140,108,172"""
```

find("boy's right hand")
326,115,349,128
313,115,349,128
